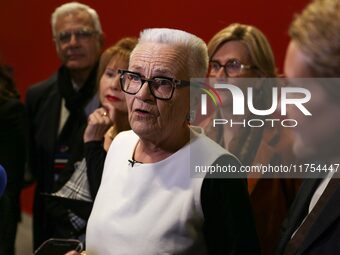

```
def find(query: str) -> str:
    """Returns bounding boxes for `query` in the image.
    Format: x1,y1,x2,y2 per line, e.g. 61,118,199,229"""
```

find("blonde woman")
203,23,300,255
84,37,137,198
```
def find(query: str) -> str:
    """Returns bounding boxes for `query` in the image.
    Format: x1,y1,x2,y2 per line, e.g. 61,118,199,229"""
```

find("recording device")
0,164,7,197
33,238,83,255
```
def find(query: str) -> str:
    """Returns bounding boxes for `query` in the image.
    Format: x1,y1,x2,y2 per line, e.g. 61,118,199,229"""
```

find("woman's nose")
135,81,154,101
209,67,227,78
110,76,121,90
215,67,227,78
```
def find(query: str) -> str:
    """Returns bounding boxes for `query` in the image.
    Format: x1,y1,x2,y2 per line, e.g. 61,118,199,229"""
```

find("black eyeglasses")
55,28,98,44
118,70,190,100
209,59,256,77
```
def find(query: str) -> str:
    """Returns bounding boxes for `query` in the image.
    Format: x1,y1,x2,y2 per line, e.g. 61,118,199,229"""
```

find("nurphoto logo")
191,78,312,128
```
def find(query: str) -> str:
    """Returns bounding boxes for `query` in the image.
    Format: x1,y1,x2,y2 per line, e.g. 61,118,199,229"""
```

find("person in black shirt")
0,64,26,255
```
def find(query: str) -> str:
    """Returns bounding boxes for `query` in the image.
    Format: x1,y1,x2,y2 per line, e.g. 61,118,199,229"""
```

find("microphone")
0,164,7,197
128,159,142,167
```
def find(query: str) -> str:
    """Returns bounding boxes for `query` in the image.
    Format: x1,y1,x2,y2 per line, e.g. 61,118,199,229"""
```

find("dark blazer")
26,68,99,249
0,98,26,255
26,74,63,249
26,74,60,192
275,178,340,255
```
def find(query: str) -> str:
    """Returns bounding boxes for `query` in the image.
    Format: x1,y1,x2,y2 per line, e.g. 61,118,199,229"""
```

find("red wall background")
0,0,309,100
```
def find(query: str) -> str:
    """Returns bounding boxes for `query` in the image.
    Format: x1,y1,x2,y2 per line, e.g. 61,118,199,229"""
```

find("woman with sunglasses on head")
201,23,300,255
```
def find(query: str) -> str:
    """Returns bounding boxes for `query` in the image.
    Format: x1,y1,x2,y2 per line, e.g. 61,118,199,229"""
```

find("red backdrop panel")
0,0,309,100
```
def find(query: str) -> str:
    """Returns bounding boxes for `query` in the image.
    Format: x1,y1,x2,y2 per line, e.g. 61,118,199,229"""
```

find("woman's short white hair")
136,28,208,78
51,2,102,37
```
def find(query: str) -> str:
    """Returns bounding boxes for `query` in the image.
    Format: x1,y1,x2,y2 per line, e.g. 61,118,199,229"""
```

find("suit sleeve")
201,155,261,255
25,86,41,180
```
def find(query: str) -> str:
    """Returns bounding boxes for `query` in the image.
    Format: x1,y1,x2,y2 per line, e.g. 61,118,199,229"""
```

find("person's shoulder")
26,73,58,109
0,98,26,132
107,130,137,155
190,126,231,156
0,98,24,115
113,130,136,142
26,73,58,98
213,153,241,167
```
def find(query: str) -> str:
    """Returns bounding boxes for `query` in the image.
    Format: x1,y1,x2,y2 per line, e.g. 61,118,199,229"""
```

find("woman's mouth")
134,108,153,117
106,95,121,102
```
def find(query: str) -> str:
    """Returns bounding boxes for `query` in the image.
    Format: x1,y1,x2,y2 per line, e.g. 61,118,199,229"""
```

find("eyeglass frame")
54,28,98,44
118,69,191,100
209,59,257,77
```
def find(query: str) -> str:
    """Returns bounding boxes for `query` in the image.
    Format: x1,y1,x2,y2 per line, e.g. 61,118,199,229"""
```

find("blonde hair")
208,23,278,165
289,0,340,77
97,37,138,85
208,23,277,77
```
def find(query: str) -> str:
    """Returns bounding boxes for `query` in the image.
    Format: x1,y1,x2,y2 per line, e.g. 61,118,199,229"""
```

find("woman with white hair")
67,28,259,255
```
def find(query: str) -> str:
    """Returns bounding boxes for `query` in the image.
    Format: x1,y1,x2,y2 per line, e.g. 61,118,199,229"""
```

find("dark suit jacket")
26,74,60,193
26,74,64,249
275,178,340,255
26,68,98,249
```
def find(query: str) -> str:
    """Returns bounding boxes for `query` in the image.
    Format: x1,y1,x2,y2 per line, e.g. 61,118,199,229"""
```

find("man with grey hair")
66,28,259,255
26,2,103,249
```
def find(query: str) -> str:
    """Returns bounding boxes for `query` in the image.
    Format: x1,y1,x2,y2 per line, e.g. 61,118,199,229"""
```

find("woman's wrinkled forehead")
129,42,188,77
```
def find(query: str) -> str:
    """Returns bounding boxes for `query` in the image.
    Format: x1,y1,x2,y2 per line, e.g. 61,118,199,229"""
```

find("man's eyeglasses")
209,59,256,77
118,70,190,100
55,28,98,44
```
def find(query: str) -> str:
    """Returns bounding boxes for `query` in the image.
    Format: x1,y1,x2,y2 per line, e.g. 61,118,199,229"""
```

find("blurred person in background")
276,0,340,254
26,2,103,249
0,64,26,255
44,37,137,248
202,23,300,255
